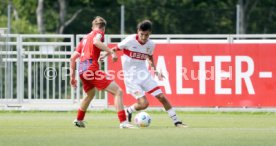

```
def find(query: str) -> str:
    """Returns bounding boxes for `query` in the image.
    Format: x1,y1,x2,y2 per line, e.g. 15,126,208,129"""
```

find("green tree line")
0,0,275,34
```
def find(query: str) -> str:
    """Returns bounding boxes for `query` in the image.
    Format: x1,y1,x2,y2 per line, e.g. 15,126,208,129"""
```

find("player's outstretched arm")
94,40,118,62
99,48,117,61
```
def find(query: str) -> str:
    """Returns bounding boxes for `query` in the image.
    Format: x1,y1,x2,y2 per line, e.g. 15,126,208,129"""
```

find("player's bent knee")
156,94,167,103
116,88,123,97
105,82,123,96
140,104,148,110
144,102,149,109
140,101,149,109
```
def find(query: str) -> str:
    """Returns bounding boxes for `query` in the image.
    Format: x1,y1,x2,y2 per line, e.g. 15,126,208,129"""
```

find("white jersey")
117,34,162,98
117,34,155,76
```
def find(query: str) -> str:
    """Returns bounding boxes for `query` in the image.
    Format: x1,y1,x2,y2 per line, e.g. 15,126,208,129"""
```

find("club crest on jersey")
146,48,150,53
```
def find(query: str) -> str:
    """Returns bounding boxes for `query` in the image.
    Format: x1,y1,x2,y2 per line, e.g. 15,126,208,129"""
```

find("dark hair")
137,20,152,31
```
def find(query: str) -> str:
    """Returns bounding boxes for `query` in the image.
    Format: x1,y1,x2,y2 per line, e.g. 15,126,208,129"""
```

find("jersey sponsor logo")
123,49,148,60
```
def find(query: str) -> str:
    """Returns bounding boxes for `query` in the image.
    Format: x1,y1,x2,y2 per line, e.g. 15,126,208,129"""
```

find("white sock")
127,105,136,114
167,108,180,124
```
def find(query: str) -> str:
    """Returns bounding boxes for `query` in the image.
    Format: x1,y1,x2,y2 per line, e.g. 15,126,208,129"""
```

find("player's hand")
70,77,77,88
99,55,106,62
111,52,118,62
155,71,165,80
99,52,108,62
111,48,117,53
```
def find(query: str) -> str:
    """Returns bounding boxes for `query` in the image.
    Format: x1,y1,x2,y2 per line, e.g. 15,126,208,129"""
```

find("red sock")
77,108,86,121
117,110,126,123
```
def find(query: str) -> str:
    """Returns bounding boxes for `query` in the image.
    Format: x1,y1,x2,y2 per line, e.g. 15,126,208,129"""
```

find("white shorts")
124,74,162,99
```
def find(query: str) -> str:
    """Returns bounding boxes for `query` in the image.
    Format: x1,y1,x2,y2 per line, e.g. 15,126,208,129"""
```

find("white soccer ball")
134,112,151,127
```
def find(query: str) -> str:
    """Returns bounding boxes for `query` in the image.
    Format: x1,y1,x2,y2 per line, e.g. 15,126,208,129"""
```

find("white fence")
0,34,276,111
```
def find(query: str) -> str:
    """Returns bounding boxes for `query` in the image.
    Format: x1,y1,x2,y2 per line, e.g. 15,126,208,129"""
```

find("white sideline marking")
259,72,272,78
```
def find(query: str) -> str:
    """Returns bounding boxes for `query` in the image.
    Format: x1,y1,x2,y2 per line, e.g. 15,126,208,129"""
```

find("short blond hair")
92,16,106,29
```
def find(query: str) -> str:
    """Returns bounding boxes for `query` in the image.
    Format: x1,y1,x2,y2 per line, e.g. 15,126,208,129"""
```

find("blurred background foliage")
0,0,275,34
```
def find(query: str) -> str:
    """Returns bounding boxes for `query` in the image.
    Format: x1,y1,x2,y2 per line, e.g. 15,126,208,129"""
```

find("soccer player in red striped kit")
70,16,134,128
103,20,188,127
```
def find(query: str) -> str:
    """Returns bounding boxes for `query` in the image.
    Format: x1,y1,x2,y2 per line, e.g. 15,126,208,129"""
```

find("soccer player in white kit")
109,20,187,127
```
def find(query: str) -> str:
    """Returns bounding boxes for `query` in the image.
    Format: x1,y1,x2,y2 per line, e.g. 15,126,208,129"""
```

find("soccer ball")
134,112,151,127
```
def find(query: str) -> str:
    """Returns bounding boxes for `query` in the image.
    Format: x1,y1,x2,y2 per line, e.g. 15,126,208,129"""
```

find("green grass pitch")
0,110,276,146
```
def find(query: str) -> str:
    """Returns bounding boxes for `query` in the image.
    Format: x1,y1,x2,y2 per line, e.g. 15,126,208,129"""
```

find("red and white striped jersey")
116,34,155,77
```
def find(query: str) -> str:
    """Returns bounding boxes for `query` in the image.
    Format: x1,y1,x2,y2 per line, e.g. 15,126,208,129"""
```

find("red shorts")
79,70,113,93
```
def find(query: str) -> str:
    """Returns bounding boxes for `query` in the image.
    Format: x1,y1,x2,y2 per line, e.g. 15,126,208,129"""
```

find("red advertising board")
107,44,276,107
